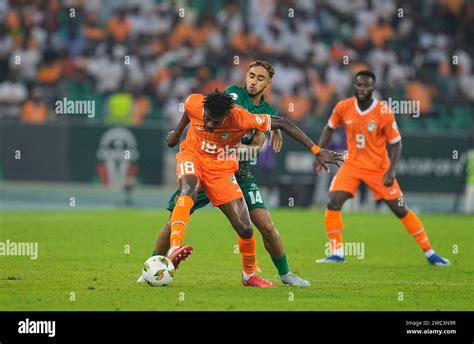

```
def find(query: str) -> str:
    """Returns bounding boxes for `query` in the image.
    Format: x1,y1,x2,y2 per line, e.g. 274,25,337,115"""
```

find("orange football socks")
401,210,432,252
238,232,256,276
169,195,194,248
325,209,344,256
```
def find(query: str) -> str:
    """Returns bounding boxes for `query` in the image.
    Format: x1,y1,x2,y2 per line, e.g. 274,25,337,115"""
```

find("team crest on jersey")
255,116,263,125
230,176,238,184
367,120,377,132
230,93,238,100
221,132,230,140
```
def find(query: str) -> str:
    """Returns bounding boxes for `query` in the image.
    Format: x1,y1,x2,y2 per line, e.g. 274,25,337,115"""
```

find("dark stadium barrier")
0,123,70,181
0,123,467,195
0,123,164,185
252,130,468,207
396,134,468,193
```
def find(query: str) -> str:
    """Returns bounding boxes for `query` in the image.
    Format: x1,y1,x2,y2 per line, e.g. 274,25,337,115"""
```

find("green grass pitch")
0,209,472,311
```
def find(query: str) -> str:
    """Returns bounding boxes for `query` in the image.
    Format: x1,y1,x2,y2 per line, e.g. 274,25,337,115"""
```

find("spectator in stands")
0,0,471,130
405,76,437,117
131,89,151,126
82,13,105,46
279,83,311,123
107,8,132,43
21,88,48,123
0,24,13,81
311,72,336,118
369,16,394,48
9,37,41,88
86,44,125,95
0,72,28,120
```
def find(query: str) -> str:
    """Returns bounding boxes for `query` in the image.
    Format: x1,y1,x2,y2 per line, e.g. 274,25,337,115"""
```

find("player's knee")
180,182,199,200
236,224,253,239
394,205,409,219
327,197,343,211
386,200,409,218
257,223,276,238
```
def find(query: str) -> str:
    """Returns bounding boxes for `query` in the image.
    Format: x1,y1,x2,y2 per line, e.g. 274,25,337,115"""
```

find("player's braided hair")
248,60,275,79
203,89,235,119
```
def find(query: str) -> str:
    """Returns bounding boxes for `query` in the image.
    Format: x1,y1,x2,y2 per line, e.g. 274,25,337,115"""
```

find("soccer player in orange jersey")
166,90,343,287
154,61,311,287
315,70,450,266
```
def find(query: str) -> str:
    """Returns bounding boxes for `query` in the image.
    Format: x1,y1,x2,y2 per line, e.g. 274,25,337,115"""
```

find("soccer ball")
142,255,175,287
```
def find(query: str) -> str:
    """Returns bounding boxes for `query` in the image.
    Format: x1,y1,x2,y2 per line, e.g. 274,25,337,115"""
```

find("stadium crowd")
0,0,472,130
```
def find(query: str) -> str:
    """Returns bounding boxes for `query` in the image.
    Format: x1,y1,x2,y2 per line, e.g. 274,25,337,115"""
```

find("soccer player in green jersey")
155,60,310,286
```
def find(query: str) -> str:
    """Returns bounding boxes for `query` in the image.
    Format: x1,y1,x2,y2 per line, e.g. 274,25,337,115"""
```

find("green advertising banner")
68,125,164,185
0,123,164,185
395,133,468,193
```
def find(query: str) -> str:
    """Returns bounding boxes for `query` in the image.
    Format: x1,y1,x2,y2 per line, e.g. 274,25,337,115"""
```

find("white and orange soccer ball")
141,255,175,287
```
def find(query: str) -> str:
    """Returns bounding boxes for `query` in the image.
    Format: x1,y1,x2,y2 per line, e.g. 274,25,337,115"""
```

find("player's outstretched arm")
319,124,335,148
314,124,337,174
269,129,283,152
270,116,344,173
383,141,402,186
166,111,190,147
235,131,266,156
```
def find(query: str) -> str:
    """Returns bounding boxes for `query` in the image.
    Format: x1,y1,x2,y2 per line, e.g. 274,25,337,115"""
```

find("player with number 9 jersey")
316,70,450,267
328,96,402,200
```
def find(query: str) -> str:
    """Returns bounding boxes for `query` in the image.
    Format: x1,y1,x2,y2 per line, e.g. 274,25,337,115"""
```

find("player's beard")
247,86,264,98
355,91,371,102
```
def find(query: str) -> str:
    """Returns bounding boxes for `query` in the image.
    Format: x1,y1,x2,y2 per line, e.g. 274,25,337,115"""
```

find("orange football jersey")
179,93,272,172
328,97,401,171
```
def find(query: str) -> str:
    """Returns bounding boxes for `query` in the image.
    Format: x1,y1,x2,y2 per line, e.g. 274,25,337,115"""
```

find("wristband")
311,145,321,155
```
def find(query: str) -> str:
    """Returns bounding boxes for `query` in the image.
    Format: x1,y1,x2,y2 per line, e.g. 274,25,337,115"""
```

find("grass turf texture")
0,209,472,311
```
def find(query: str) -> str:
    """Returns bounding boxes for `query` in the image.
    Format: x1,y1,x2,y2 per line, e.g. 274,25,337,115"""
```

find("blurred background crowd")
0,0,472,131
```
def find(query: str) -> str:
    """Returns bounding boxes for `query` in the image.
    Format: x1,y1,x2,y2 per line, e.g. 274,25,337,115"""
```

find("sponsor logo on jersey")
345,120,353,125
255,116,263,125
368,120,377,132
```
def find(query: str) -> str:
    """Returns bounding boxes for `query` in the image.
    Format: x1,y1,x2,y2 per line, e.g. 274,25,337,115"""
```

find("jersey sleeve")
328,101,344,129
233,107,271,132
184,93,204,123
383,111,402,144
